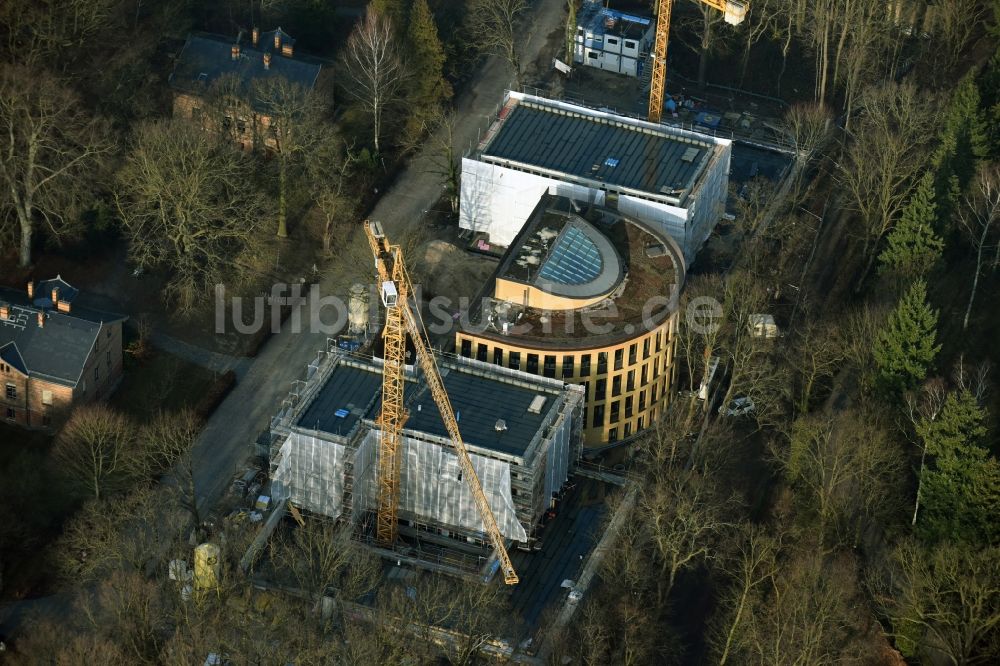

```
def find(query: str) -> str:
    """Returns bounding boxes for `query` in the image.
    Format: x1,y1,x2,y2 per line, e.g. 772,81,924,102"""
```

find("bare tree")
957,163,1000,330
0,65,110,266
782,102,832,204
932,0,985,79
138,409,203,526
638,468,730,606
710,523,782,666
253,77,329,238
836,83,935,289
342,7,406,153
51,404,138,501
305,133,357,255
114,119,271,312
902,377,947,527
468,0,530,85
785,318,845,414
870,539,1000,665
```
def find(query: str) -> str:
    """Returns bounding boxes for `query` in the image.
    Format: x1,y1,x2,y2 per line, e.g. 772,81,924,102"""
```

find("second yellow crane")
647,0,749,124
364,220,519,585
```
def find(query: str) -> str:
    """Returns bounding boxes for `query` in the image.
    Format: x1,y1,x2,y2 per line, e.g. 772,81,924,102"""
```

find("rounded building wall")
456,310,678,447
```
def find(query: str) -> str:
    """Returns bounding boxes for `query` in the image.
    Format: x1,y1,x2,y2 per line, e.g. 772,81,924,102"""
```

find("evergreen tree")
878,172,945,283
917,389,1000,545
873,280,941,396
403,0,451,138
370,0,409,36
932,73,990,222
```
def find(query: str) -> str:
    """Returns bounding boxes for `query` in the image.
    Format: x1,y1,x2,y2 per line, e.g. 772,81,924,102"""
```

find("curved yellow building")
457,194,685,447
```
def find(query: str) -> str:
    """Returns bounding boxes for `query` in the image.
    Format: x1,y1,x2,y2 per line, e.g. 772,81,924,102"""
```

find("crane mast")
364,220,519,585
647,0,748,124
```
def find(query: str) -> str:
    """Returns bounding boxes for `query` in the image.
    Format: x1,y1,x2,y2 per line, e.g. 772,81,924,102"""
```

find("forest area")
1,0,1000,664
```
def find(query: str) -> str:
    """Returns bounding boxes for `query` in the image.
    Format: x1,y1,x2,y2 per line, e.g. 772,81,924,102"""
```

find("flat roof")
578,1,651,41
296,364,382,435
470,194,683,348
503,202,623,300
296,358,566,458
481,98,714,201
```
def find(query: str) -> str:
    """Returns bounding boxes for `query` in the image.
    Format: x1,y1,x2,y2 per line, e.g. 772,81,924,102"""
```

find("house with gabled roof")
168,26,325,151
0,277,127,430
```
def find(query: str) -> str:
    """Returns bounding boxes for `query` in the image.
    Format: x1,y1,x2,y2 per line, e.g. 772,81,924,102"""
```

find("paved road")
191,0,569,513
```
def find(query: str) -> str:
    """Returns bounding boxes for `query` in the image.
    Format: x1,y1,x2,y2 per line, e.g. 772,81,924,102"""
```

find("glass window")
583,381,591,400
609,427,618,441
652,383,658,402
580,354,592,377
610,400,620,423
460,339,472,357
638,416,644,430
493,347,504,365
562,355,574,378
639,391,646,412
42,390,53,406
627,370,635,392
625,396,634,418
543,355,556,378
614,349,623,371
641,364,648,385
106,350,111,366
656,330,663,352
477,343,488,362
5,384,15,400
508,351,521,370
612,375,621,397
628,344,637,365
5,407,13,420
527,354,539,374
592,404,604,428
643,338,650,359
595,378,606,401
94,366,99,381
624,422,632,437
597,352,608,374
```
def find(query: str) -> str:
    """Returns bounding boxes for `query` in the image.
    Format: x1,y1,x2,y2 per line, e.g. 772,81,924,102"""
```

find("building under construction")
267,349,585,576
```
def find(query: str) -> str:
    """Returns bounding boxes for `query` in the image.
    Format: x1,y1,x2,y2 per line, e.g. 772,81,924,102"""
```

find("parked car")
719,396,755,417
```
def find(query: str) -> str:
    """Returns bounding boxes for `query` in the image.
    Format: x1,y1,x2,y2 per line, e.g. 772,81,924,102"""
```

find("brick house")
0,277,126,430
168,27,324,151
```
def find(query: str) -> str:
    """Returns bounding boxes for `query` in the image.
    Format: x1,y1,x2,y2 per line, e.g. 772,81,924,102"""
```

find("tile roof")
168,30,322,102
0,284,126,386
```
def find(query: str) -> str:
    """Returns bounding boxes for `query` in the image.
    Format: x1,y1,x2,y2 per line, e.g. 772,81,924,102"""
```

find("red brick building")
168,27,324,151
0,277,126,430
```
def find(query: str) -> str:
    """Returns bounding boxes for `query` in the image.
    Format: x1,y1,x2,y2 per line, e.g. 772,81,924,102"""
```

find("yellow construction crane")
648,0,748,124
363,220,519,585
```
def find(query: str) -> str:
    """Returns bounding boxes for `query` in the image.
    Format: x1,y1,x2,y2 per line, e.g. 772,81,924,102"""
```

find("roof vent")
681,147,699,162
495,419,508,432
528,395,547,414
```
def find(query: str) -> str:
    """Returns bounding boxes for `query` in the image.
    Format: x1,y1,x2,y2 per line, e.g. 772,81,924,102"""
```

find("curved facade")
456,194,685,447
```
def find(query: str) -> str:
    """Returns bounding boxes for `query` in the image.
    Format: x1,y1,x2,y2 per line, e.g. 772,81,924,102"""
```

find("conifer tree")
878,172,945,283
917,389,1000,545
873,280,941,396
932,73,990,221
404,0,451,138
370,0,409,37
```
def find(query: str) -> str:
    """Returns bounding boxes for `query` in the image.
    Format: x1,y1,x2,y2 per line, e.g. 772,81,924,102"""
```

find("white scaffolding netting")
358,431,528,542
271,433,347,520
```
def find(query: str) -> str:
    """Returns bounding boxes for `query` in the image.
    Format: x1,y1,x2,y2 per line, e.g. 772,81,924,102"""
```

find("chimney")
0,303,8,320
231,44,240,60
51,287,59,308
26,281,34,299
252,27,259,47
37,311,44,328
263,53,271,70
274,30,281,50
282,42,293,58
